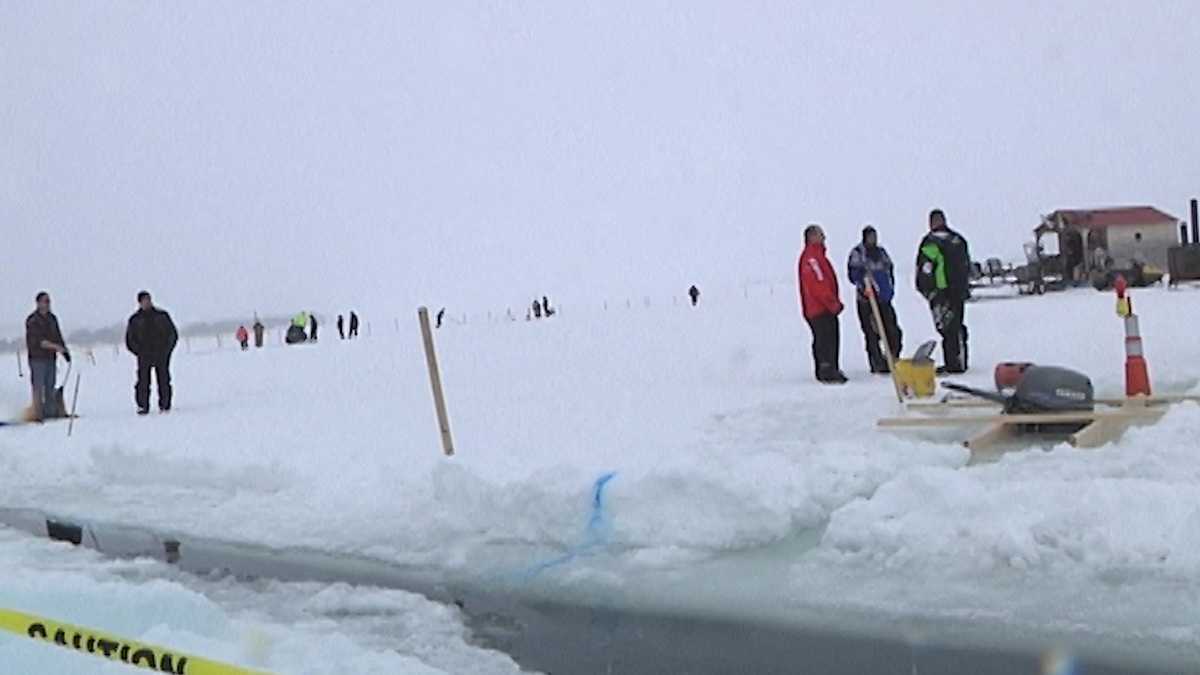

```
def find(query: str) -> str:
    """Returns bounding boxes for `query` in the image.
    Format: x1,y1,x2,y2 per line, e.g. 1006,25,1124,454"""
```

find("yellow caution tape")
0,607,272,675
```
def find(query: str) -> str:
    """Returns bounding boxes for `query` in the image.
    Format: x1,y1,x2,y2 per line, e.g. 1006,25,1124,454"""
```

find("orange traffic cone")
1123,314,1152,397
1114,275,1151,397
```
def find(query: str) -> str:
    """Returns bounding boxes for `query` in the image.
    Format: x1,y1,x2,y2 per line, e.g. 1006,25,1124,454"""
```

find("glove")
62,350,71,363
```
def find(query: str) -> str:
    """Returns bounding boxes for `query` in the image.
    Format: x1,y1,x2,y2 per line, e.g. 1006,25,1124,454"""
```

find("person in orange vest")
236,325,249,351
798,224,847,384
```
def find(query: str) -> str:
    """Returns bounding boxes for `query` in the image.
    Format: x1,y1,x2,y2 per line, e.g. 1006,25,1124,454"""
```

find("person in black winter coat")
337,314,345,340
348,311,359,338
309,312,319,342
125,291,179,414
915,209,972,373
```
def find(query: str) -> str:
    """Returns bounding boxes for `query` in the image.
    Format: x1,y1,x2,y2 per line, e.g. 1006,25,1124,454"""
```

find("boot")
818,365,849,384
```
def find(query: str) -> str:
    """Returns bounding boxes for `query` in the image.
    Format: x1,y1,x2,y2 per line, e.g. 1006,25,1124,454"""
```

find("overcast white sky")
3,1,1199,332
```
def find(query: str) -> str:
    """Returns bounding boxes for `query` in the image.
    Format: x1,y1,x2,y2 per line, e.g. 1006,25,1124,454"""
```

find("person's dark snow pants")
930,295,968,373
856,299,902,371
136,353,173,412
805,313,841,380
29,357,58,419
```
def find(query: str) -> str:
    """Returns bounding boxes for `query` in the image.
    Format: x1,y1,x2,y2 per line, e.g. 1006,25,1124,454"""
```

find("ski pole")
67,373,81,437
16,351,22,379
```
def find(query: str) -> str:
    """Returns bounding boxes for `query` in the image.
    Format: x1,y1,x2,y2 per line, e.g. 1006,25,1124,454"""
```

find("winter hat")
862,225,877,241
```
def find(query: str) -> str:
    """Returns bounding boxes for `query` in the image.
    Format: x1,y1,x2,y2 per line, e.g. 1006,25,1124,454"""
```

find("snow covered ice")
2,282,1200,669
0,525,522,674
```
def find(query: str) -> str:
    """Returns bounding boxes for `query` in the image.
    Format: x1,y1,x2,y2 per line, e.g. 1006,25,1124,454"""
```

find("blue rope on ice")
518,471,617,581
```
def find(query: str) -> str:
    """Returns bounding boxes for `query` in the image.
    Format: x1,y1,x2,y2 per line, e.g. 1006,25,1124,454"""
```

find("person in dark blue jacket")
848,226,903,373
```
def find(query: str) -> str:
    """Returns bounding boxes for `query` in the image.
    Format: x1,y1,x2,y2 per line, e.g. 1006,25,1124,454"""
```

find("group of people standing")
24,290,177,419
798,209,971,384
337,311,359,339
529,296,555,320
235,319,266,350
272,311,360,345
285,311,319,344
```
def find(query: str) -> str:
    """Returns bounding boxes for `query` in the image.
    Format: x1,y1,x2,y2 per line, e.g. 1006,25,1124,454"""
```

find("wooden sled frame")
877,395,1186,451
905,393,1200,411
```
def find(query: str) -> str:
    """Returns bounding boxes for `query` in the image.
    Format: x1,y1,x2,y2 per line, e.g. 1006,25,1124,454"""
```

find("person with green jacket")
916,209,971,373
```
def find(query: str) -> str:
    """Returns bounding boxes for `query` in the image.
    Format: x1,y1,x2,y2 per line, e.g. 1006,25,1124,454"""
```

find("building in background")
1036,206,1181,273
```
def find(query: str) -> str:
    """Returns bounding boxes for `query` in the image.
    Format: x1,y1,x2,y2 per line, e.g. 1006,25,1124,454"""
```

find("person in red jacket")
236,325,250,351
798,224,848,383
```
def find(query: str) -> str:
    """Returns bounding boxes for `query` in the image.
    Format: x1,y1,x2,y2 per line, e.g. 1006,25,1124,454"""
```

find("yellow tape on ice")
0,607,272,675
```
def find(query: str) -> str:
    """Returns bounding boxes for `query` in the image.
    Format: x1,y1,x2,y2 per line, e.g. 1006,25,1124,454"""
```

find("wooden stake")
865,282,904,403
418,307,455,456
67,373,81,437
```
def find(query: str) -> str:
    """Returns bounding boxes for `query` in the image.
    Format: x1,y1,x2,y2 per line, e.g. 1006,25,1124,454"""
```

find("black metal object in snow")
45,519,83,545
1191,198,1198,245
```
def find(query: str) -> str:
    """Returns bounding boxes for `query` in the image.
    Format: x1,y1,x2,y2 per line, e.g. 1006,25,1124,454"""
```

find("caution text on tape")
0,606,271,675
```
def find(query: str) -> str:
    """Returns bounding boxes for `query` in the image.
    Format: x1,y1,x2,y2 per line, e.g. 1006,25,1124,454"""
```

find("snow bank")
0,526,522,674
0,289,966,571
822,402,1200,572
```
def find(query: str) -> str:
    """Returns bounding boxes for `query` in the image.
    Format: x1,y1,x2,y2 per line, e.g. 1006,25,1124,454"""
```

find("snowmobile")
285,324,308,344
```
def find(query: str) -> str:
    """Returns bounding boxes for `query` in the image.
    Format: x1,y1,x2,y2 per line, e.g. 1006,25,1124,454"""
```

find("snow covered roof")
1041,206,1180,231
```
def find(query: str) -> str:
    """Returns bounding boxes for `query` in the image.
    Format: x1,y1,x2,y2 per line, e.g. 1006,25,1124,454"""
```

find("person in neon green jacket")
915,209,971,373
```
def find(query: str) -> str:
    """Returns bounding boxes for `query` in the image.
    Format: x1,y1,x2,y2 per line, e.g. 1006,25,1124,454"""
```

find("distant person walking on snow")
916,209,971,374
337,314,345,340
309,312,319,342
25,291,70,421
436,308,446,329
688,285,700,306
798,225,847,384
253,319,265,348
125,291,178,415
542,296,555,317
848,226,903,373
348,311,359,338
236,325,250,351
532,299,543,319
